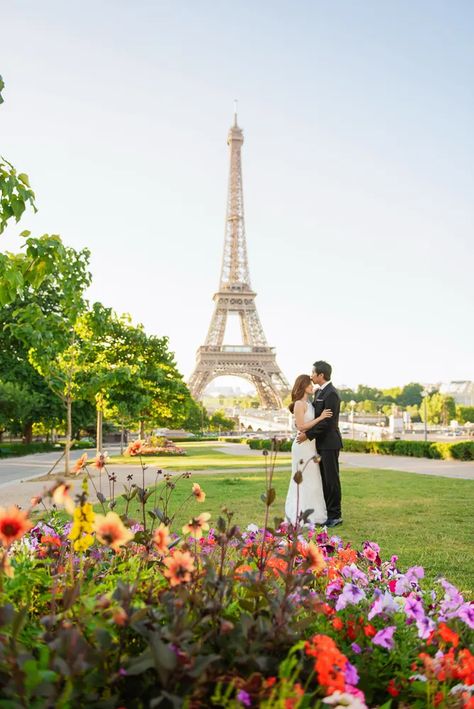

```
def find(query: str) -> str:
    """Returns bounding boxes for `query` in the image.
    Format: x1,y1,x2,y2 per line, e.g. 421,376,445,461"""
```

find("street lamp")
422,390,429,442
350,400,356,440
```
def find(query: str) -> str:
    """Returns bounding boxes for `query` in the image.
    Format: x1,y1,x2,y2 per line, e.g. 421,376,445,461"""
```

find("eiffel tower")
188,110,289,409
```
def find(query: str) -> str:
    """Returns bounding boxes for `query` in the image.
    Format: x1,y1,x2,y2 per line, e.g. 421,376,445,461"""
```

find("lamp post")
422,390,429,442
350,400,356,440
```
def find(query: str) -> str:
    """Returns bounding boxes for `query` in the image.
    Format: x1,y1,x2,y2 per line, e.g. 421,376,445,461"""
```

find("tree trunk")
23,421,33,445
120,424,125,455
65,394,72,475
96,406,103,455
139,420,145,439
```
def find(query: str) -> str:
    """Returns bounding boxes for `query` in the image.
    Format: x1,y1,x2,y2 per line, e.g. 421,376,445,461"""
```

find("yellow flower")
94,512,134,552
69,502,95,552
182,512,211,539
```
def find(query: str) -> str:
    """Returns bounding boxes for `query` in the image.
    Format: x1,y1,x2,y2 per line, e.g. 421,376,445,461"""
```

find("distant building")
439,381,474,407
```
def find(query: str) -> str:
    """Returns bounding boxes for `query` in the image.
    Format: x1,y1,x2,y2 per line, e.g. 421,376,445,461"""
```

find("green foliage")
0,158,37,235
208,409,236,432
420,392,456,425
341,437,474,460
456,406,474,424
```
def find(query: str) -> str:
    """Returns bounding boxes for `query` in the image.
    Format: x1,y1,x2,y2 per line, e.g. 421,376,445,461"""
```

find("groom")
297,360,343,527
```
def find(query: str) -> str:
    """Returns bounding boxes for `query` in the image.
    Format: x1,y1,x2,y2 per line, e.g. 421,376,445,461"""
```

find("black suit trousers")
319,449,341,519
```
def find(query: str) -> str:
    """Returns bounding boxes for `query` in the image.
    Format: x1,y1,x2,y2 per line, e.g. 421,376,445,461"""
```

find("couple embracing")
285,360,343,529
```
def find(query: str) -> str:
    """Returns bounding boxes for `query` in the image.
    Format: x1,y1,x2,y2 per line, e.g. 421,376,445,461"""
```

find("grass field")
108,442,474,595
110,441,291,469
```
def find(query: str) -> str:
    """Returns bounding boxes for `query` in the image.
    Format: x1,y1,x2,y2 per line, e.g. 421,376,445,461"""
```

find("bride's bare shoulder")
293,399,306,410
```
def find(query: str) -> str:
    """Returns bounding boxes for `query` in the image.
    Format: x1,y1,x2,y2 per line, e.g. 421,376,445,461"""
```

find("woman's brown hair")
288,374,312,413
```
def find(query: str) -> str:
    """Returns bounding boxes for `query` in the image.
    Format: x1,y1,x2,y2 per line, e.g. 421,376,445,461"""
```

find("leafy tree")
397,383,424,408
9,245,91,472
209,410,236,432
181,399,210,434
420,393,456,425
0,380,42,441
456,406,474,424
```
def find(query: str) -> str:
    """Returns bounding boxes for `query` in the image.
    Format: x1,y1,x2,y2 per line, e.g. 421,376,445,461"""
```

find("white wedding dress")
285,401,327,526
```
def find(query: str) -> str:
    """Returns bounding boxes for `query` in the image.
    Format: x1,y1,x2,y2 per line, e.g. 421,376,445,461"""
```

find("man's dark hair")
313,360,332,381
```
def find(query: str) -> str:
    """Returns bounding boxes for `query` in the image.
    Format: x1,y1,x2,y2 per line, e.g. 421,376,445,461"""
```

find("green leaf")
18,173,30,187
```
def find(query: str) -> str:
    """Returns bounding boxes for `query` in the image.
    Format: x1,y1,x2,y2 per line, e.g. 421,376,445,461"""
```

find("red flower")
438,622,459,648
332,617,344,631
364,623,376,638
387,679,399,697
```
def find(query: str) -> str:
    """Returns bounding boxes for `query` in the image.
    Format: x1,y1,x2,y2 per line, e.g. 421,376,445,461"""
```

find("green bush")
0,442,57,458
247,438,474,461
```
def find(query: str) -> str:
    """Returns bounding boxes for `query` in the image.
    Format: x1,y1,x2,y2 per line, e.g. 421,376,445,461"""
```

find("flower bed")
0,458,473,707
125,438,187,456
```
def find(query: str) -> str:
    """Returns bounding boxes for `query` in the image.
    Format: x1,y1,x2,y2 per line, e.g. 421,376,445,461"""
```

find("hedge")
247,438,474,460
0,440,95,458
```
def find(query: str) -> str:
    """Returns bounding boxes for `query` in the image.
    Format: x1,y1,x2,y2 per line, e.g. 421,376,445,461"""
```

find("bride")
285,374,332,527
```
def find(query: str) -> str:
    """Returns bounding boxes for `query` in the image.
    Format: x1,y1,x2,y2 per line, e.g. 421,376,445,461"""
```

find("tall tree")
9,245,91,472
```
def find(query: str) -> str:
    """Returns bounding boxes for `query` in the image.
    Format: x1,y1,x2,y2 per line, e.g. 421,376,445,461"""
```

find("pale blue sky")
2,1,473,389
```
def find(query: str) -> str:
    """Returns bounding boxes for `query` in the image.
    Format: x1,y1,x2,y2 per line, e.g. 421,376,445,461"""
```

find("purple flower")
342,564,369,586
395,575,413,595
404,595,425,622
457,602,474,629
345,660,359,686
335,583,366,611
368,591,398,620
372,625,396,650
416,614,435,639
237,690,251,707
405,566,424,584
326,581,343,599
351,642,362,654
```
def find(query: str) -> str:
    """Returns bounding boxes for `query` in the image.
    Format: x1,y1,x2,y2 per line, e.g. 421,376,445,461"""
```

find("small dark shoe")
325,518,343,528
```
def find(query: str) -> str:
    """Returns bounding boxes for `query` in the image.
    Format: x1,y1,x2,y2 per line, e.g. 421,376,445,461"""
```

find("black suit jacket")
306,382,343,451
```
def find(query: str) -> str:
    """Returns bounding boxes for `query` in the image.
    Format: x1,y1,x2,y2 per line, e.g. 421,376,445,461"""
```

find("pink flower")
372,626,396,650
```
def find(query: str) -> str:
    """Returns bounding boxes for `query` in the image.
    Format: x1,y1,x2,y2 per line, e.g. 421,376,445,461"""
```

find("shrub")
251,438,474,461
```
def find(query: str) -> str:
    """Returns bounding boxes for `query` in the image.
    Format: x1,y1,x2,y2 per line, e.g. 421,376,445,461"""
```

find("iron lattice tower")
188,112,290,408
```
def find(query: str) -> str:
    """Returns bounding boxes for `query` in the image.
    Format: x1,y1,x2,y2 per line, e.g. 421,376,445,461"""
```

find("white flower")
323,692,368,708
246,523,259,533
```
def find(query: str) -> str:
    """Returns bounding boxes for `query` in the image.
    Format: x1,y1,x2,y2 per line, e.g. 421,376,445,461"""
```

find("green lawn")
110,460,474,596
110,441,291,470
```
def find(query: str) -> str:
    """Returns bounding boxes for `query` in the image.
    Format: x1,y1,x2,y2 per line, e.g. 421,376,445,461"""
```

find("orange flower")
125,440,144,456
267,554,288,577
234,564,253,579
52,483,75,514
332,617,344,631
182,512,211,539
163,549,195,586
438,622,459,648
192,483,206,502
94,512,134,552
302,542,326,574
304,634,347,694
0,506,32,547
153,523,171,555
93,452,109,469
73,453,88,474
30,495,42,507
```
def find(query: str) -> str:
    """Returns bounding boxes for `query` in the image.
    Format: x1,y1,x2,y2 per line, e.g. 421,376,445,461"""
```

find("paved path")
215,443,474,480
